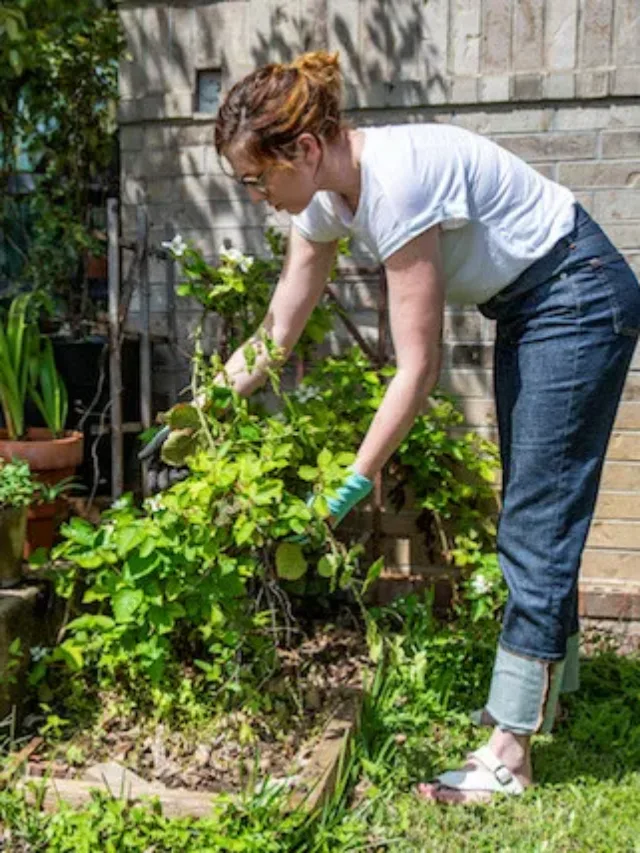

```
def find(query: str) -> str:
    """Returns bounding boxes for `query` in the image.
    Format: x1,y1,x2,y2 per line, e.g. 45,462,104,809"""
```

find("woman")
191,51,640,803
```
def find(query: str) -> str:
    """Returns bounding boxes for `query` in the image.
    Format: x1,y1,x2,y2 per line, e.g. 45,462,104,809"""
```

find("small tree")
0,0,125,330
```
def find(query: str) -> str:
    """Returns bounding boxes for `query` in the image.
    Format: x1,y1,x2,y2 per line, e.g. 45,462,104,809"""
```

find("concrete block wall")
118,1,640,605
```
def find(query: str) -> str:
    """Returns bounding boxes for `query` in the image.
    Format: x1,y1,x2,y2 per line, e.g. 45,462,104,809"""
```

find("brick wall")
118,1,640,607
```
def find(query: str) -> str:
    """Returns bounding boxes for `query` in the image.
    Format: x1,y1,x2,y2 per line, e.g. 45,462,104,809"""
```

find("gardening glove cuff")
326,469,373,527
137,425,171,462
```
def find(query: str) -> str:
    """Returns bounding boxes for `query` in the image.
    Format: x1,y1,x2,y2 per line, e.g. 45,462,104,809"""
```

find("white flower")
294,384,322,403
219,247,254,273
471,573,491,595
145,494,164,513
30,646,49,662
162,234,187,258
111,497,129,510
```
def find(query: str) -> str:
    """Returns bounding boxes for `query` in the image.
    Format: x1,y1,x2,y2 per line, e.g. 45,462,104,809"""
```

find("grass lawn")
1,599,639,852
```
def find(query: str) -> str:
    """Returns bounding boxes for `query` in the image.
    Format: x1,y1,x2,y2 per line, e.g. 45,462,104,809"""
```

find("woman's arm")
353,226,444,478
220,228,338,396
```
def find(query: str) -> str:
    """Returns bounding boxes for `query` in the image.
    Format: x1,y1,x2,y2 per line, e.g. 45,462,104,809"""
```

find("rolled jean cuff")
485,643,566,735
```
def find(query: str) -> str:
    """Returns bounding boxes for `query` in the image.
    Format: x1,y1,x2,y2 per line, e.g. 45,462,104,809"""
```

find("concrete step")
0,584,62,720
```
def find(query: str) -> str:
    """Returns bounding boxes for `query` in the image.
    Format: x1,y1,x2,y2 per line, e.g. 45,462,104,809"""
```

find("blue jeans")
478,204,640,733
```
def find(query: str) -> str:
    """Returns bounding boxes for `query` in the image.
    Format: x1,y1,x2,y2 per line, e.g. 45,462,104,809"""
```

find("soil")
24,626,370,794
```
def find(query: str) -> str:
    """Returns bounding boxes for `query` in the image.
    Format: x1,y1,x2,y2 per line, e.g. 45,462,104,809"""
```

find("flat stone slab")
21,692,362,818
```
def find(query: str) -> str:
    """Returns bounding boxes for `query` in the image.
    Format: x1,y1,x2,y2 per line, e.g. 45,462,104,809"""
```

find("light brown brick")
587,520,640,550
545,0,578,71
558,162,640,189
593,190,640,221
582,549,640,582
579,0,613,69
600,461,640,490
602,132,640,160
495,133,596,162
595,493,640,520
513,0,543,73
480,0,511,73
614,402,640,430
607,431,640,460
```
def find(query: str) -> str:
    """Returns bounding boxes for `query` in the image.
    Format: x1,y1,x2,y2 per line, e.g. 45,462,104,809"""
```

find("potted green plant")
25,475,83,558
0,457,37,587
0,294,83,484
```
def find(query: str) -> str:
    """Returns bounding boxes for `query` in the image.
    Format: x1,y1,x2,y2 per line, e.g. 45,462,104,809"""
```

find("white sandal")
433,745,525,796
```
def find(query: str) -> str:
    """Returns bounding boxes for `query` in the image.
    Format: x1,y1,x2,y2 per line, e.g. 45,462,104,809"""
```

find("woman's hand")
325,468,374,527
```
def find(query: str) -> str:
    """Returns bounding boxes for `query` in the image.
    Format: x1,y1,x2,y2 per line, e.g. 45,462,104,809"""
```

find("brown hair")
214,51,344,167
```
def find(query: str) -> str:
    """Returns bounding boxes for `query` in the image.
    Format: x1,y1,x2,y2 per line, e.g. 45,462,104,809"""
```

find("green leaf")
317,556,335,578
66,614,115,632
317,448,332,468
112,588,144,623
275,543,308,581
362,557,384,594
56,642,84,671
161,429,199,467
164,403,201,430
297,465,318,481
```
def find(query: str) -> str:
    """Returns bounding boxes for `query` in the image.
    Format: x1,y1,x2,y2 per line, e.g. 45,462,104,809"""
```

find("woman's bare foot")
417,728,532,805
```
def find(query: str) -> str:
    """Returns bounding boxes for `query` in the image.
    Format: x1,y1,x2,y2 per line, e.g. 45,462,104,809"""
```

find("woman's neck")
318,128,364,214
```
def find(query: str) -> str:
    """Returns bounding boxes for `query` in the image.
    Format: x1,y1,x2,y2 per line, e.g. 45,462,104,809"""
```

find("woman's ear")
296,132,321,164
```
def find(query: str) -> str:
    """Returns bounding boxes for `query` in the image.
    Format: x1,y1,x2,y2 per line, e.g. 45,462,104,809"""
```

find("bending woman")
211,51,640,803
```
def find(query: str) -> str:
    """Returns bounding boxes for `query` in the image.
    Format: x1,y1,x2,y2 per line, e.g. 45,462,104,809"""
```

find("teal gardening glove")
325,468,374,527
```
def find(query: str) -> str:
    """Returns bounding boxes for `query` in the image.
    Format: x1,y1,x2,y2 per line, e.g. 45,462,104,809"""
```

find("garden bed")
16,627,367,815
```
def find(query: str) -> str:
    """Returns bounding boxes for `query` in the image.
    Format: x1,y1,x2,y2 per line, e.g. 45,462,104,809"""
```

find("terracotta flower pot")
24,498,68,558
0,506,27,588
0,428,84,486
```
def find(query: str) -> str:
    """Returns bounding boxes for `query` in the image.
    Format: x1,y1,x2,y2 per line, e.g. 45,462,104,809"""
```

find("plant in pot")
0,457,37,588
0,294,84,483
0,294,84,552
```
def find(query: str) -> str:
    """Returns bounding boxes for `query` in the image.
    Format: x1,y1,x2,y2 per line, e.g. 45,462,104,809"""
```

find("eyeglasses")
236,171,270,195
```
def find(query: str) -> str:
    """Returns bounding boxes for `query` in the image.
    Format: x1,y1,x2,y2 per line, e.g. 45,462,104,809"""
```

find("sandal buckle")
494,764,513,786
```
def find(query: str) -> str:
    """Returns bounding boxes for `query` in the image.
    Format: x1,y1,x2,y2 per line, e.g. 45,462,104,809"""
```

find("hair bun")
290,50,342,100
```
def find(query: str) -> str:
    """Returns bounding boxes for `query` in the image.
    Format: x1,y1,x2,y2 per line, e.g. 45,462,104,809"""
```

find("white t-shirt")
291,123,576,305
